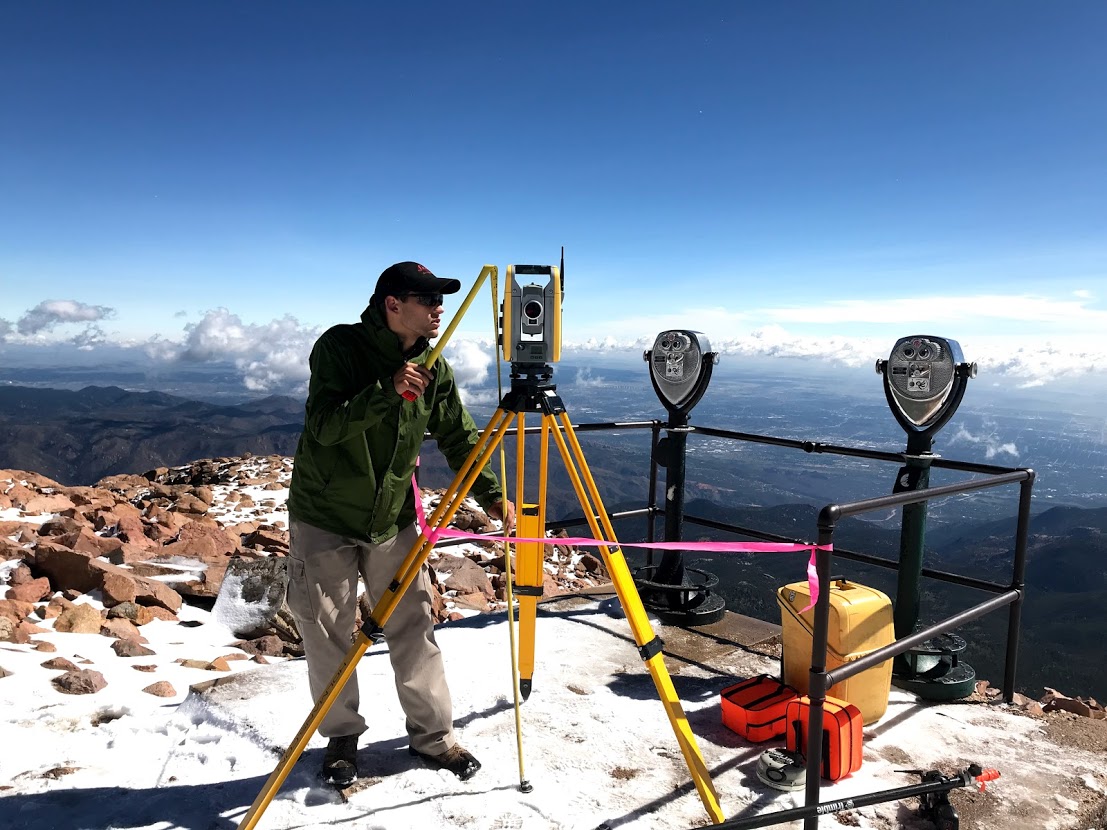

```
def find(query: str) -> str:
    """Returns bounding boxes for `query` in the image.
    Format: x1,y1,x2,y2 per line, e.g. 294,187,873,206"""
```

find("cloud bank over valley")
3,292,1107,399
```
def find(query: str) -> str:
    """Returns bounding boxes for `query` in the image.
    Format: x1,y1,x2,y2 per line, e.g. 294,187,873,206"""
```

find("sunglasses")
402,293,444,308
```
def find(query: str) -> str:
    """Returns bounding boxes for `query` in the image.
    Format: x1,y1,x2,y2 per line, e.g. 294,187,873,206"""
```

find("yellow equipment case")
776,578,894,725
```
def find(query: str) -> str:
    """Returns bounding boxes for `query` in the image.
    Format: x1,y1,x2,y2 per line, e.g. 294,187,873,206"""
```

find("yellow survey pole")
424,264,495,369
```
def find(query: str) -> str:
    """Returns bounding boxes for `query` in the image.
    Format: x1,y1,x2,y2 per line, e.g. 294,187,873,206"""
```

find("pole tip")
519,779,534,793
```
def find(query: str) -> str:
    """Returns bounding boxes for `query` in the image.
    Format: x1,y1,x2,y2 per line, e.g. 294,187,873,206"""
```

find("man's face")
391,293,444,341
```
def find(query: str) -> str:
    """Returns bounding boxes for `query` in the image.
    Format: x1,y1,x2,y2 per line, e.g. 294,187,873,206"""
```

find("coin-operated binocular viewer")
877,335,978,700
635,330,726,625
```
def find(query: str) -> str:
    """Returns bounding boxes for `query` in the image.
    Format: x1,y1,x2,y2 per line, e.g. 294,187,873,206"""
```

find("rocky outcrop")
1,453,617,701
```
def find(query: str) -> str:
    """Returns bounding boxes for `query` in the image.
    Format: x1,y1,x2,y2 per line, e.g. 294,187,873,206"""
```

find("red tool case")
785,695,863,781
720,675,799,743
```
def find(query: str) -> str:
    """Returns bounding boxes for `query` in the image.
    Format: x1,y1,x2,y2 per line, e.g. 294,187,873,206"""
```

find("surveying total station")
236,259,724,829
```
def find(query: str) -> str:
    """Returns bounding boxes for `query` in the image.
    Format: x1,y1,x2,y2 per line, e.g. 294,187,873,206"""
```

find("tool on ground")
694,763,998,830
755,748,806,792
898,764,1000,830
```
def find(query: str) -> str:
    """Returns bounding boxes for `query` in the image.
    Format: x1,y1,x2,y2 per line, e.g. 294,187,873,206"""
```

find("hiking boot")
409,744,481,781
321,735,359,787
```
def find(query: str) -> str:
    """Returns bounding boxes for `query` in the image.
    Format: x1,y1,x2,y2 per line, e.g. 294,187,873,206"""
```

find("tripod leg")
238,408,515,830
514,413,545,701
237,632,373,830
385,408,516,603
548,412,724,824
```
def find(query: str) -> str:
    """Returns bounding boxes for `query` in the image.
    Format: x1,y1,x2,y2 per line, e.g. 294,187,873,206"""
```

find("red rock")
33,543,99,593
111,638,155,657
234,635,285,657
437,555,495,598
16,620,48,638
0,599,35,625
170,493,210,515
23,494,77,515
145,607,179,622
177,658,214,670
40,595,75,619
32,640,57,652
106,601,157,626
100,572,139,606
7,577,52,603
115,515,158,549
41,657,80,672
57,528,125,558
51,669,108,695
142,681,176,697
6,562,34,585
53,604,105,634
0,535,30,559
100,618,144,641
38,515,84,537
36,541,182,612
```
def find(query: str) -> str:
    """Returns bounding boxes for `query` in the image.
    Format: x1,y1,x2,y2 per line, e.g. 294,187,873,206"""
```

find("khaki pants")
286,518,455,755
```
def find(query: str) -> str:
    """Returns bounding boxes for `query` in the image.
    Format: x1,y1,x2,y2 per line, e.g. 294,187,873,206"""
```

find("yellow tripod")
237,363,724,829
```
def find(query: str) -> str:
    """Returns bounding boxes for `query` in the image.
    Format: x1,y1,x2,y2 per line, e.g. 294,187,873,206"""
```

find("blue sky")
2,2,1105,392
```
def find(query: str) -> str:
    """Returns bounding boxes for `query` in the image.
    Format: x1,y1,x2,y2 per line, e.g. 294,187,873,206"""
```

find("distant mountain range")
2,383,1105,700
0,385,304,484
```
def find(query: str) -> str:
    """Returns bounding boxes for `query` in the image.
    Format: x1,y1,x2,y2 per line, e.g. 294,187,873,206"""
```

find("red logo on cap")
416,264,431,274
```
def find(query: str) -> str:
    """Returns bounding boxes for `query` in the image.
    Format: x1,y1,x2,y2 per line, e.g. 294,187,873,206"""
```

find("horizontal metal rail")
818,470,1032,524
826,589,1019,686
689,423,1024,476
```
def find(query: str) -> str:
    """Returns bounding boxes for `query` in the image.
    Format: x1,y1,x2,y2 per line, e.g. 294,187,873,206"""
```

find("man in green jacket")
286,261,514,788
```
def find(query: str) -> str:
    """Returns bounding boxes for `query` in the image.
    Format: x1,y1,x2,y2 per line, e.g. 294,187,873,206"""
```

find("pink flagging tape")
412,474,829,611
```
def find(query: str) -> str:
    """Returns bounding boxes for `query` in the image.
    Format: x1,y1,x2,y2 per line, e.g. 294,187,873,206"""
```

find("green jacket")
288,304,501,543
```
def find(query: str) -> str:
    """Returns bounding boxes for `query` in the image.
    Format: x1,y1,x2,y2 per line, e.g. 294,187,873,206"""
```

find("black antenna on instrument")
560,245,565,295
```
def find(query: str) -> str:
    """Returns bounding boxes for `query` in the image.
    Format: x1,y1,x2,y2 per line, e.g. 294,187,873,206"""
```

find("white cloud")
7,288,1107,395
442,339,493,387
761,293,1107,329
574,367,607,387
16,299,114,335
567,327,1107,389
69,325,109,352
948,425,1020,460
158,309,321,393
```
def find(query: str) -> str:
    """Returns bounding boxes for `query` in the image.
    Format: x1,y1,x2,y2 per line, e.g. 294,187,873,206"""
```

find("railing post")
803,510,837,830
646,420,661,566
653,410,690,588
1004,473,1034,702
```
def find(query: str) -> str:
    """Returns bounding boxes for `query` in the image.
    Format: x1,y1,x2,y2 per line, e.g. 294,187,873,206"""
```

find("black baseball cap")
371,261,461,306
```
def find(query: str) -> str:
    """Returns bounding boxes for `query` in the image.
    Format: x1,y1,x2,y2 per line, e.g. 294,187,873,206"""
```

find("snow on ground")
3,588,1107,830
3,459,1107,829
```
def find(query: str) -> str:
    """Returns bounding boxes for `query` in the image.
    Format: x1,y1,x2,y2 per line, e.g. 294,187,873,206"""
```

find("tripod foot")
519,679,532,701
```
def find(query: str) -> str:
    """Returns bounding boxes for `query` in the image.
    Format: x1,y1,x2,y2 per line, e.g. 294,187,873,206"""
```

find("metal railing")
474,417,1033,830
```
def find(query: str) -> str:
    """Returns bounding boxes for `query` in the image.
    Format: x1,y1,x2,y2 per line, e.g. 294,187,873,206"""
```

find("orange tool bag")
785,695,863,780
720,675,799,743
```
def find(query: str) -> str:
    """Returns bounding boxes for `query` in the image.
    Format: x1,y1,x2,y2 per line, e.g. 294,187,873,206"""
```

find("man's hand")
488,498,516,533
393,363,433,399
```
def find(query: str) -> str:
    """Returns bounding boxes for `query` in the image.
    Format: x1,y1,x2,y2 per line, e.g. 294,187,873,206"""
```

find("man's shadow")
1,699,515,830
